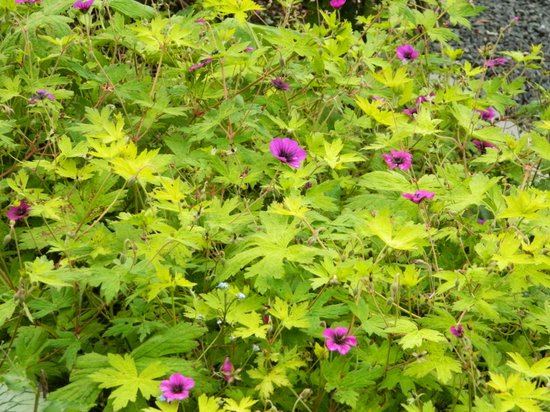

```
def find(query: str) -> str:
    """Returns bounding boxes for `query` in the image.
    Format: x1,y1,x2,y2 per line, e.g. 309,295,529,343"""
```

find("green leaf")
360,171,411,192
0,299,17,328
90,354,166,411
507,352,550,378
132,323,205,359
364,209,430,251
109,0,156,19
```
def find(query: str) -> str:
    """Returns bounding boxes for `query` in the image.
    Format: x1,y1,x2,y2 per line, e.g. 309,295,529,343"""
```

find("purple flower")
415,93,435,105
330,0,346,8
476,107,497,122
323,327,357,355
269,138,307,168
450,325,464,337
396,44,420,61
188,58,214,72
372,95,387,102
403,107,418,117
7,200,31,221
383,150,412,170
477,218,486,225
471,139,498,154
195,18,206,24
221,357,235,383
29,90,54,103
72,0,94,10
402,190,435,204
484,58,509,68
243,47,255,52
271,78,290,91
512,16,520,23
159,373,195,402
16,0,41,4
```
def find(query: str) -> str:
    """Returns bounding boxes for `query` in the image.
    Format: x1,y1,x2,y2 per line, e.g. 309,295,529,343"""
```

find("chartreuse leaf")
507,352,550,378
322,138,363,170
197,394,222,412
0,299,17,328
364,209,430,251
405,344,461,384
146,264,196,302
248,366,290,399
224,397,257,412
142,399,179,412
90,354,166,411
268,298,310,330
497,189,550,220
202,0,264,24
488,373,550,412
0,0,15,11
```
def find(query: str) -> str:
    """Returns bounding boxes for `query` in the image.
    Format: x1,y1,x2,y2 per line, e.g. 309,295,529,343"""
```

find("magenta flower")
330,0,346,8
6,200,31,221
476,107,497,121
16,0,41,4
512,16,520,23
194,18,206,24
477,218,486,225
484,58,509,68
402,190,435,204
244,47,255,52
403,107,418,117
29,90,54,103
471,139,498,154
221,357,235,383
159,373,195,402
72,0,94,10
323,327,357,355
269,138,307,168
396,44,420,61
188,58,214,72
383,150,412,170
415,93,435,105
450,325,464,337
271,78,290,91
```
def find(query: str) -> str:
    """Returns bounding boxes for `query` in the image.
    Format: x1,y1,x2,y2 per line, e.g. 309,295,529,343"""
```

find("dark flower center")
171,384,183,394
279,151,293,162
404,52,412,59
392,156,404,165
333,333,345,344
16,206,27,216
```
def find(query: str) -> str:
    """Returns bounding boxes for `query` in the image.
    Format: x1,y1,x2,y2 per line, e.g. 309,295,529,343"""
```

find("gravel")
455,0,550,104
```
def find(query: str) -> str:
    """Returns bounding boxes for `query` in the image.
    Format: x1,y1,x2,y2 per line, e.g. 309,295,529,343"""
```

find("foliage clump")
0,0,549,411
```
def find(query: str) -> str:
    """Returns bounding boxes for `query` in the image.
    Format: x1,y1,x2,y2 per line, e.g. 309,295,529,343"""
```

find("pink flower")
244,47,255,52
402,190,435,204
269,138,306,168
188,58,214,72
476,107,497,122
415,93,435,105
383,150,412,170
450,325,464,337
403,107,418,117
471,139,498,154
6,200,31,221
221,357,235,383
512,16,520,23
271,77,290,91
195,18,206,24
323,327,357,355
29,90,54,103
396,44,420,61
72,0,94,10
484,58,509,68
159,373,195,402
330,0,346,8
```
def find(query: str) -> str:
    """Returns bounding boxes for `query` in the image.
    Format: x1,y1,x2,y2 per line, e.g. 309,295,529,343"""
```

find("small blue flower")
236,292,246,300
217,282,229,289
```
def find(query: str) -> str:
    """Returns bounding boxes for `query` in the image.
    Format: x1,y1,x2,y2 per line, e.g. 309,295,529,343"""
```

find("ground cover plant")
0,0,549,410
